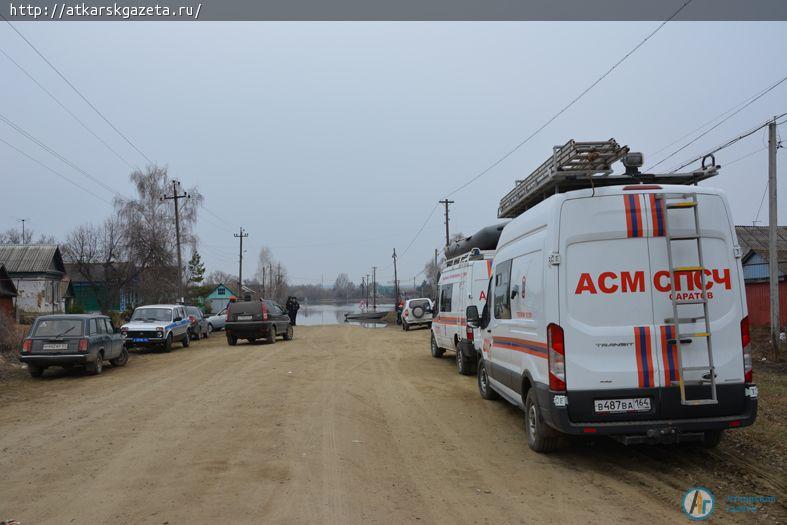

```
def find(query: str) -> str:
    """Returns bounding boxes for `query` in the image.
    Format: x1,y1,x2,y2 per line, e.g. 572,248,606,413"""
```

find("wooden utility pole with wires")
365,274,370,309
392,248,399,304
439,198,454,247
162,180,190,303
234,227,248,299
372,266,377,311
768,118,782,357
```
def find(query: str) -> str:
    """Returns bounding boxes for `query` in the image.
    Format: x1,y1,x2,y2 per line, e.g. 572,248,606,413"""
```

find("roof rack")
497,139,719,219
444,249,494,268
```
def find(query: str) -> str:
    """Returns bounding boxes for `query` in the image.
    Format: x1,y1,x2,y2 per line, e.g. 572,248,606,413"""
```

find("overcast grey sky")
1,22,785,286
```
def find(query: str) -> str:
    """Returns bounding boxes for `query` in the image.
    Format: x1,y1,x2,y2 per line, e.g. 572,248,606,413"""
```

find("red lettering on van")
621,271,645,293
575,273,598,294
479,290,487,301
598,272,618,293
575,268,732,295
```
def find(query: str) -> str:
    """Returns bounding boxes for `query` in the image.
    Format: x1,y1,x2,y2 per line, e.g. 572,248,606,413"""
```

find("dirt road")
0,325,783,524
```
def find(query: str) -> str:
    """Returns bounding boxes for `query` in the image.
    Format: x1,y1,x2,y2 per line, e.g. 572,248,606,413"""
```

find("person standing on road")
286,296,300,325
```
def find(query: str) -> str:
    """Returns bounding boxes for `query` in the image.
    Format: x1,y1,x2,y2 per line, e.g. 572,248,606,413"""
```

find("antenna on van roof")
497,139,720,219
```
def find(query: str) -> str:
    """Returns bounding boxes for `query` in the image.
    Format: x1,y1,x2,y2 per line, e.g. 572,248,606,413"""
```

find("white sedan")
206,308,227,331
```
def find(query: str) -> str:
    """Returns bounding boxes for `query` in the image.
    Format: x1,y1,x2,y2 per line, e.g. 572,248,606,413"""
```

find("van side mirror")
466,305,480,327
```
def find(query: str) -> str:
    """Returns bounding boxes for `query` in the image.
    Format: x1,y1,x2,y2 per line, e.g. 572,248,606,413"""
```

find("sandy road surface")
0,325,783,524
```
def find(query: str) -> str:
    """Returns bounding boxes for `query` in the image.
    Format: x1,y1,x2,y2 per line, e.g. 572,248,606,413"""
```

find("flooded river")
296,303,394,326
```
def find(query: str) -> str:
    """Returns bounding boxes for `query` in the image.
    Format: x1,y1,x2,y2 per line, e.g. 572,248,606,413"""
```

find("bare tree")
113,165,203,303
0,227,55,244
62,218,131,312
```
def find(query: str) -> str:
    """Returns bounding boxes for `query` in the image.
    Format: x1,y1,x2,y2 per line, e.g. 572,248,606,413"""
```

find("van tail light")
465,324,474,342
741,316,752,383
547,323,566,392
21,339,32,353
78,338,89,352
261,302,268,321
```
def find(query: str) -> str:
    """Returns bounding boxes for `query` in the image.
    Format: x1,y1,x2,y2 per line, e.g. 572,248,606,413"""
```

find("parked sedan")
19,314,128,378
185,306,210,340
206,308,227,331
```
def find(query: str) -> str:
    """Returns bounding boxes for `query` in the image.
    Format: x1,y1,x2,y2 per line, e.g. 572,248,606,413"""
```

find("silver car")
206,307,227,331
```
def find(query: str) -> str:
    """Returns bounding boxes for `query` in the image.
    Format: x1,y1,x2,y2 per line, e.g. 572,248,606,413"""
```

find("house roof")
0,265,18,298
735,226,787,275
0,244,66,276
207,282,236,297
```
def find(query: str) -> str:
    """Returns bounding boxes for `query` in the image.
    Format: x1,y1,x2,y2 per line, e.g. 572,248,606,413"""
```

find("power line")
0,137,114,205
444,0,694,198
1,13,154,165
668,113,786,173
646,74,787,171
0,111,121,197
0,45,137,170
647,75,787,160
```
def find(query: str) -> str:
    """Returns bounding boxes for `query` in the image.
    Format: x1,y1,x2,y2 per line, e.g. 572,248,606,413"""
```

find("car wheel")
477,359,500,400
266,326,277,344
182,331,190,348
192,328,200,340
227,334,237,346
163,334,173,353
27,364,44,378
430,333,444,358
110,348,129,367
283,325,294,341
524,389,559,453
456,347,474,376
700,429,724,449
404,322,411,331
87,353,104,375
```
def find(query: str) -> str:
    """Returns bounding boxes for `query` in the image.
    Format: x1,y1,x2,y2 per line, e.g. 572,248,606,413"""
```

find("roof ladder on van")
658,193,718,406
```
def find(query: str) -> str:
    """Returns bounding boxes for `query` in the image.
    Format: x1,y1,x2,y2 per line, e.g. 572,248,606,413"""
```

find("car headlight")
156,331,164,338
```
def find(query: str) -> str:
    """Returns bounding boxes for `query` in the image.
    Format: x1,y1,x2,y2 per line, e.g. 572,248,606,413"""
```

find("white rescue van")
468,143,757,452
431,249,494,375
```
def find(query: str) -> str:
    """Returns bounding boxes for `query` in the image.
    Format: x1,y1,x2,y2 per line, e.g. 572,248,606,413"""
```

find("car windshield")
186,307,200,316
131,308,172,322
409,299,431,309
32,319,84,338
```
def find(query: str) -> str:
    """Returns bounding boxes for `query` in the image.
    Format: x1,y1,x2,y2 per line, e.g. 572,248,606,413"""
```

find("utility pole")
372,266,377,311
162,180,190,303
439,198,454,247
234,227,248,299
768,118,781,356
392,248,399,304
16,218,27,244
365,274,370,308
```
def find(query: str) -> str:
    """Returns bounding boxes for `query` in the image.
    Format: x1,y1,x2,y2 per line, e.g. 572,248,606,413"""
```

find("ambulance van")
468,179,758,453
431,224,506,375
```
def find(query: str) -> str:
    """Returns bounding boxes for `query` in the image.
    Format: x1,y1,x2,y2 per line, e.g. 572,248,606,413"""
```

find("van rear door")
560,193,663,422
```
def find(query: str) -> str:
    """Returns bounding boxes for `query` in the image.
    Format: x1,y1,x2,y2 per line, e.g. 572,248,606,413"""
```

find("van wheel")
700,429,724,449
182,332,190,348
266,327,276,344
110,348,129,367
28,364,44,378
87,353,104,375
430,333,444,358
525,390,559,453
477,359,499,400
227,334,237,346
456,347,474,376
163,334,173,353
283,325,294,341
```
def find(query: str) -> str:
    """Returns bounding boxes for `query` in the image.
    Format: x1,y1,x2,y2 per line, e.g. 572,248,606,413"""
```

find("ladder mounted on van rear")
497,139,719,219
659,192,718,405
